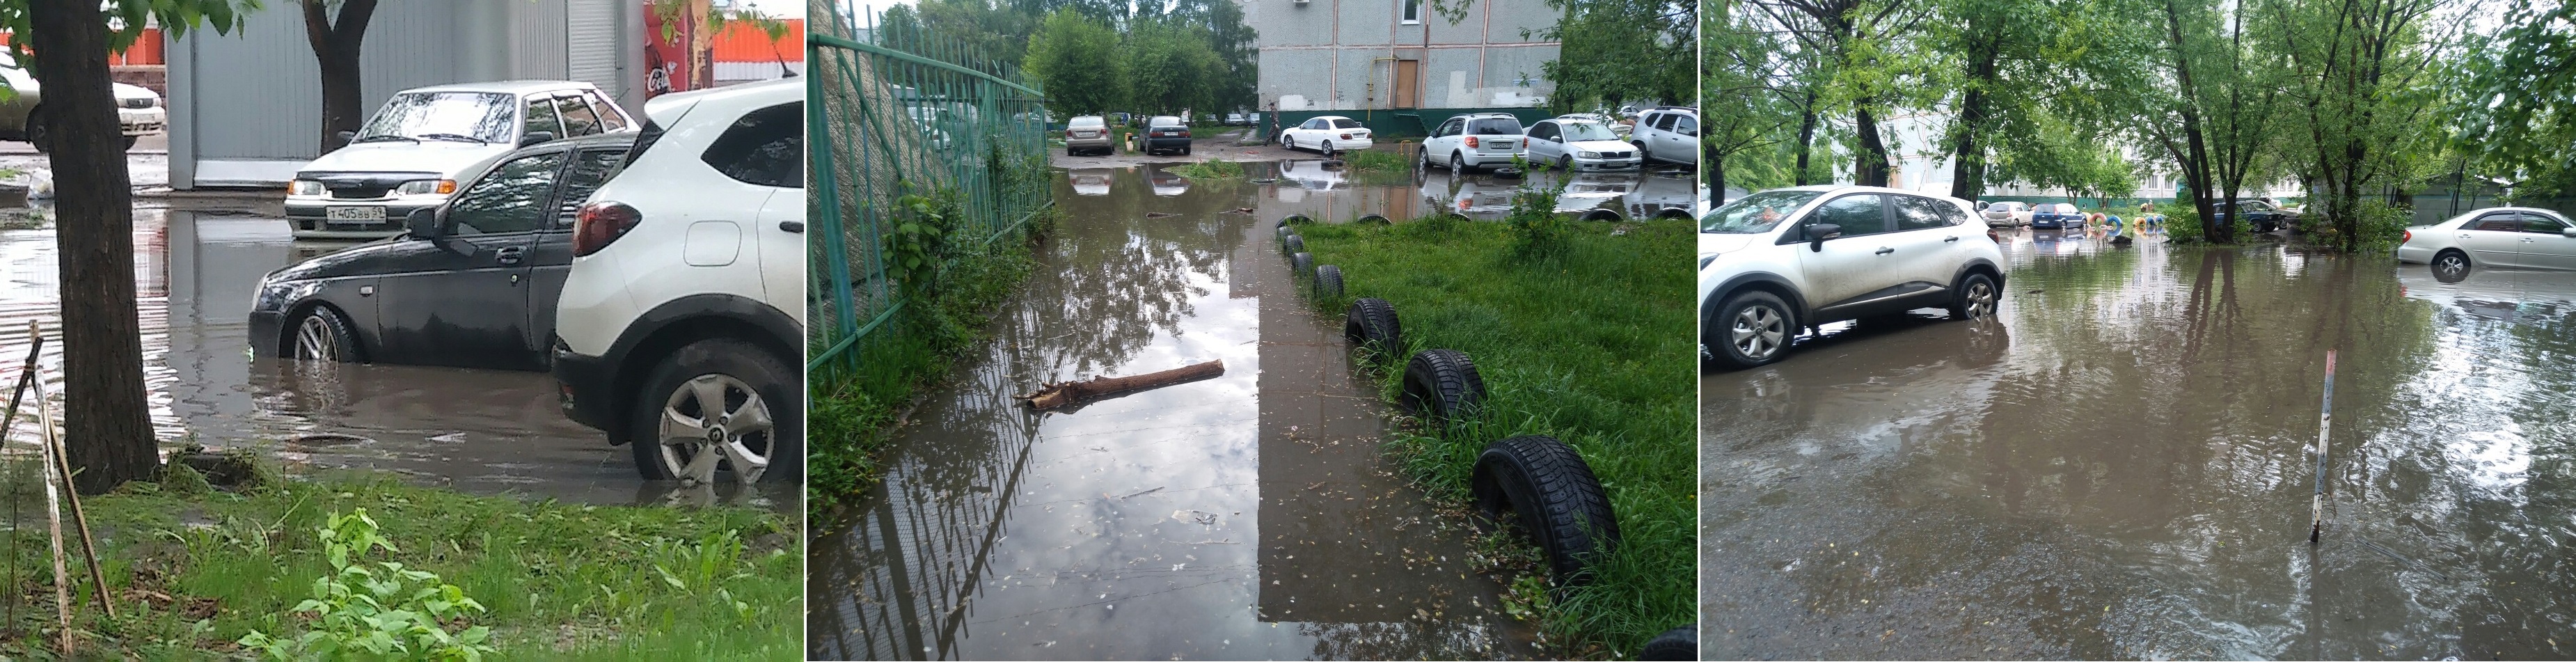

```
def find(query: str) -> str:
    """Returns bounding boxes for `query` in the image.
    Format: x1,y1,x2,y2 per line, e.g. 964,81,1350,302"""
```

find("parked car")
1280,115,1373,153
1523,118,1641,171
286,80,638,240
2030,203,2085,229
1224,112,1246,125
2211,198,2301,233
1980,200,2032,227
250,133,635,371
1556,112,1631,137
1065,115,1114,155
1700,185,2007,368
1420,113,1526,173
0,51,164,152
1140,115,1193,155
2396,207,2576,275
1630,107,1698,166
552,78,805,484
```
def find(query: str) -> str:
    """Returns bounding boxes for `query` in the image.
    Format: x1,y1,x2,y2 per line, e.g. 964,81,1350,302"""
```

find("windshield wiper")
418,133,489,144
352,135,418,143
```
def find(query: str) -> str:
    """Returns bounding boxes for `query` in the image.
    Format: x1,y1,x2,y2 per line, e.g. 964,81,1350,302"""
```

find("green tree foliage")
1123,17,1224,116
1535,0,1694,113
2450,1,2576,197
1023,8,1128,118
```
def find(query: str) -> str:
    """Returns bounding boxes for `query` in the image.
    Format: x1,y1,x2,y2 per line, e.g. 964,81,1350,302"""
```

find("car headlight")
1699,253,1721,269
1579,150,1602,159
253,281,294,312
287,180,324,196
397,179,457,196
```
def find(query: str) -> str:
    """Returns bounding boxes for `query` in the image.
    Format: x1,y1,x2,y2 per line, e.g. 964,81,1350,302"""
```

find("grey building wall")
168,0,633,189
1247,0,1558,113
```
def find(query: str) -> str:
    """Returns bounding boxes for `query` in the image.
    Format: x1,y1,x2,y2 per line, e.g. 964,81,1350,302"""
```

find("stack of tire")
1282,214,1625,592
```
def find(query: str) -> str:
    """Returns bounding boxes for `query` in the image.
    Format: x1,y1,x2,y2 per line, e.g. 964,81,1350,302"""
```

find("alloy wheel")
1731,305,1787,360
1965,280,1998,319
294,315,338,361
655,373,775,484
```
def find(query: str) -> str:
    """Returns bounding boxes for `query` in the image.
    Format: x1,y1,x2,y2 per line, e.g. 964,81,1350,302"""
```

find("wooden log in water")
1020,360,1224,411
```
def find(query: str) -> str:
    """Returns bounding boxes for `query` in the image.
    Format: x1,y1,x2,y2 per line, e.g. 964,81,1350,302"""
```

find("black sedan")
249,133,634,371
2211,198,2301,233
1140,115,1192,155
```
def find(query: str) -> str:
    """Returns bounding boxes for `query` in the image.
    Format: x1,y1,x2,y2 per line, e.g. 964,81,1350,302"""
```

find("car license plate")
326,206,386,223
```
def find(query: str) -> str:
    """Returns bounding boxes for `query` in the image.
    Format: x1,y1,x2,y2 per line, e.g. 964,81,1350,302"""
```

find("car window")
2470,214,2522,232
1560,122,1620,141
1301,118,1321,130
700,101,803,189
1332,118,1364,129
1528,123,1555,141
1809,194,1887,237
1702,189,1821,234
446,152,564,235
1440,119,1460,136
1653,113,1677,130
2521,212,2568,235
1895,196,1950,231
553,147,629,229
1940,199,1973,226
1673,115,1696,134
554,94,603,136
1151,116,1183,127
586,91,628,132
1466,117,1522,134
354,91,517,143
522,95,564,141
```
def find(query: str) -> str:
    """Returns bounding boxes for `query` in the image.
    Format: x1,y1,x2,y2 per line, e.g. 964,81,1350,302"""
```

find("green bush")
2355,200,2412,251
237,509,496,661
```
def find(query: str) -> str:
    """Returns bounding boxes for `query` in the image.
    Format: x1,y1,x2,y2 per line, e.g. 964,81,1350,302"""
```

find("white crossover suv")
1421,113,1526,173
551,78,804,484
1699,185,2007,368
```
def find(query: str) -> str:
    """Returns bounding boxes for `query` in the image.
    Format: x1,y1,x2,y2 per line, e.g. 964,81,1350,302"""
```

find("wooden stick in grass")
36,375,113,620
33,380,68,652
1018,360,1224,411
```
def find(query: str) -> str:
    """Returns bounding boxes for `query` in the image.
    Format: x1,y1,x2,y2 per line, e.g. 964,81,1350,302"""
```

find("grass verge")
807,206,1059,515
0,464,798,659
1342,148,1411,173
1169,159,1245,180
1288,214,1695,659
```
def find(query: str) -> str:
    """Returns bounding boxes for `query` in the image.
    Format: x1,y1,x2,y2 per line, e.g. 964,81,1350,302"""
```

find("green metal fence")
807,3,1054,379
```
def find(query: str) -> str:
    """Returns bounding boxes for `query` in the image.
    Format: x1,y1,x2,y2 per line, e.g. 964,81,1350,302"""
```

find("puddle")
0,203,787,509
1700,227,2576,659
809,163,1536,660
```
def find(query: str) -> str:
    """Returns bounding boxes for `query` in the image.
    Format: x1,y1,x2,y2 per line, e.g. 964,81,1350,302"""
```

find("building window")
1402,0,1419,24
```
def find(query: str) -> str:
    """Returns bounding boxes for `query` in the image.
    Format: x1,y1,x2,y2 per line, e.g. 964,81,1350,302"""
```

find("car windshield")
354,91,517,143
1703,190,1822,234
1329,118,1364,129
1466,117,1524,134
1070,117,1105,127
1559,122,1620,141
1151,116,1183,127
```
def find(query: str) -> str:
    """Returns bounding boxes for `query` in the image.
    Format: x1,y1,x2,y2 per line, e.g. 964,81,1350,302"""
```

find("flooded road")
0,201,783,508
809,164,1539,660
1700,228,2576,659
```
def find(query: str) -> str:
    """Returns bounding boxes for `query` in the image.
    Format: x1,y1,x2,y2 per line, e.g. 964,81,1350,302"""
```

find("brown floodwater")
0,202,786,508
807,161,1594,661
1701,227,2576,659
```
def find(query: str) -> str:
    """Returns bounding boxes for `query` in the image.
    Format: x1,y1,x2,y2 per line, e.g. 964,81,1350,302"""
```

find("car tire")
1640,626,1698,661
1313,265,1343,299
1400,348,1486,422
1183,145,1192,155
1322,139,1335,156
1471,434,1619,582
1559,155,1574,171
1709,290,1795,369
628,338,803,483
2433,249,2471,277
1452,152,1470,174
1292,251,1313,279
290,306,362,363
26,107,49,154
1283,235,1304,255
1948,271,1999,321
1421,145,1435,170
1344,297,1402,358
120,135,137,151
1632,141,1650,164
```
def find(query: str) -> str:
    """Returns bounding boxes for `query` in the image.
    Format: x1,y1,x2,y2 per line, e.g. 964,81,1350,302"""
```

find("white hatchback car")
287,81,636,239
2396,207,2576,276
1421,113,1527,173
1522,118,1641,171
551,79,804,484
1280,115,1373,153
1700,185,2008,368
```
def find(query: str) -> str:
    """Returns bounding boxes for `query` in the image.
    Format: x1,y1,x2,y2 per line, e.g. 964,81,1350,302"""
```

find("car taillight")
2403,230,2412,244
1180,129,1190,138
574,201,642,257
1067,129,1075,138
1464,136,1479,148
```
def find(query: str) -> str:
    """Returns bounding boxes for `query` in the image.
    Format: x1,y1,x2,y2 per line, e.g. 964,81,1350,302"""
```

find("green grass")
1169,159,1245,180
807,207,1057,515
1288,215,1695,659
1341,148,1411,173
0,464,798,659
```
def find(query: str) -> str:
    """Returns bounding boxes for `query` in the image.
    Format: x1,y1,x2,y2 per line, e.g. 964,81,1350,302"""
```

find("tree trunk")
1948,42,2000,200
1709,141,1726,204
1020,361,1224,410
303,0,380,153
1792,105,1817,187
1854,102,1890,187
27,0,155,495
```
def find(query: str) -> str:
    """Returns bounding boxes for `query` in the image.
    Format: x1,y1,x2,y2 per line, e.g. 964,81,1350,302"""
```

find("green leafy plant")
1503,156,1571,260
885,186,967,294
237,508,494,661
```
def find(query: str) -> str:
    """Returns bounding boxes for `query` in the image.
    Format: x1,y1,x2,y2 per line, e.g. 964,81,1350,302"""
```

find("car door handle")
1875,246,1895,255
493,246,525,265
780,221,805,233
1944,236,1961,242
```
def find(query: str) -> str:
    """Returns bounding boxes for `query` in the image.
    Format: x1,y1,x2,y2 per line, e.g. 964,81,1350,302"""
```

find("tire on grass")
1279,214,1314,227
1358,214,1391,225
1471,434,1620,583
1291,252,1313,279
1343,298,1401,358
1284,235,1305,255
1277,225,1296,240
1312,265,1343,298
1639,626,1698,661
1400,348,1486,421
1579,208,1621,222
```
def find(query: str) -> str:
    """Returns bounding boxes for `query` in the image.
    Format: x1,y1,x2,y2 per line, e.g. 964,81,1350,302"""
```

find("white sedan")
2396,207,2576,275
1524,118,1641,171
1280,116,1373,153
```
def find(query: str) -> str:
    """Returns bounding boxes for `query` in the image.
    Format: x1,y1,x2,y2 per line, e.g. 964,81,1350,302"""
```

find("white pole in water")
2311,349,2337,544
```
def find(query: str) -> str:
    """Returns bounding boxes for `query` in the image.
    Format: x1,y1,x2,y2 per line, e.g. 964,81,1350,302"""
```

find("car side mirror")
406,207,442,239
1807,223,1842,251
2564,226,2575,238
519,131,555,147
335,129,356,142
